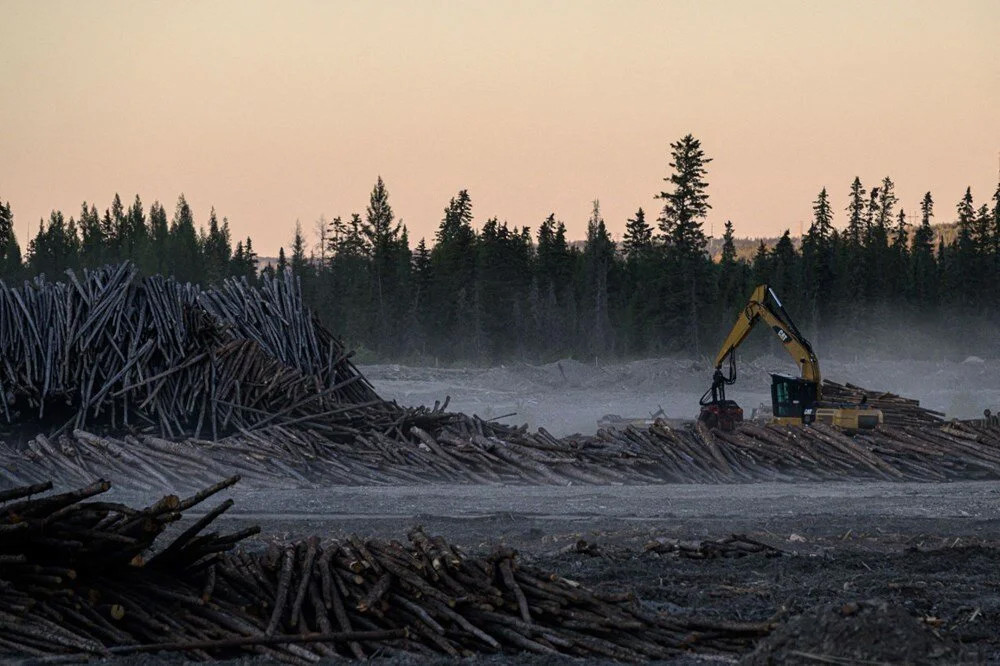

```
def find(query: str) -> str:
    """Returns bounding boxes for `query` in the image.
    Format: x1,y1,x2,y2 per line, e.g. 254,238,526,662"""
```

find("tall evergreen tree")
953,187,977,302
582,200,615,355
364,177,408,350
125,195,147,260
145,201,170,274
621,207,652,258
910,192,936,302
203,208,232,284
655,134,712,353
802,188,836,328
78,202,105,268
168,194,202,283
0,198,21,278
845,178,866,248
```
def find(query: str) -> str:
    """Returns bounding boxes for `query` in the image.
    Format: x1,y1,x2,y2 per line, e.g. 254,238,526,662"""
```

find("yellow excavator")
698,285,883,431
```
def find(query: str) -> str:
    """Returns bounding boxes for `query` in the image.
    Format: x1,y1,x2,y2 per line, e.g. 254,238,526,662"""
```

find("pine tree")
125,195,147,261
770,230,798,302
203,208,232,284
146,201,170,274
276,247,288,274
889,208,909,295
845,178,866,248
78,202,105,268
430,190,478,354
0,198,21,278
910,192,936,303
655,134,712,353
28,210,80,276
991,182,1000,301
656,134,711,256
954,187,977,303
290,222,310,275
168,194,202,283
621,207,652,258
583,200,614,355
716,220,744,328
109,193,126,262
364,177,408,351
751,240,770,284
802,188,836,324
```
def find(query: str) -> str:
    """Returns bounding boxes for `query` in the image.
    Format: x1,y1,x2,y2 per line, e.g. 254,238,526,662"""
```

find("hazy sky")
2,0,998,255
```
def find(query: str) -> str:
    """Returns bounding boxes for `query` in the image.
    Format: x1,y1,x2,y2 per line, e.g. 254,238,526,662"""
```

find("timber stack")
0,479,773,661
0,263,435,441
3,415,1000,490
822,380,945,427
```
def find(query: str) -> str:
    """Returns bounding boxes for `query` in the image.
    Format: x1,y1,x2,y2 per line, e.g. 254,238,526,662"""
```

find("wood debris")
0,479,774,661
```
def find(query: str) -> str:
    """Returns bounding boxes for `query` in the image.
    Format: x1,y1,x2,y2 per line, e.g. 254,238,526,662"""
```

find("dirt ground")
360,356,1000,436
109,480,1000,664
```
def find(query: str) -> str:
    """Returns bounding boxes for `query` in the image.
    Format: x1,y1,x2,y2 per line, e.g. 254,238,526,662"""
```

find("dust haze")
364,312,1000,436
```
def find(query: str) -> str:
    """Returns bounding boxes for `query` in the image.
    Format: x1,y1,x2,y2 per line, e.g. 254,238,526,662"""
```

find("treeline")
0,194,260,285
2,133,999,362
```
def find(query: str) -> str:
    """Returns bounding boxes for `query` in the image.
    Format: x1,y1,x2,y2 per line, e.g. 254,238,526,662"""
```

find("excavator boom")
712,285,821,385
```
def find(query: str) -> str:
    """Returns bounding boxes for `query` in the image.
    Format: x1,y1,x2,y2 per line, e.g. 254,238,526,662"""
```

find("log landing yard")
2,265,999,664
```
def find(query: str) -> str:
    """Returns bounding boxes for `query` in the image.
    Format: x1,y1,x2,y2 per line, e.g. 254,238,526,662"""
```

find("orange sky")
2,0,998,255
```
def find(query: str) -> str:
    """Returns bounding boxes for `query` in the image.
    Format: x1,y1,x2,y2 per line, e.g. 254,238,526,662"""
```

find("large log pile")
3,416,1000,491
0,479,773,660
0,264,428,440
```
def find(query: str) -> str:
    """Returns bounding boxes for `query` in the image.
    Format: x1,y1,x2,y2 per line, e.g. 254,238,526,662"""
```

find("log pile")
4,413,1000,490
594,418,1000,483
822,380,945,426
0,263,431,441
0,479,773,661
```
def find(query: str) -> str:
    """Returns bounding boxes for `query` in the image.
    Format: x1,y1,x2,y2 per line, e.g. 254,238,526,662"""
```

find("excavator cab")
769,374,819,424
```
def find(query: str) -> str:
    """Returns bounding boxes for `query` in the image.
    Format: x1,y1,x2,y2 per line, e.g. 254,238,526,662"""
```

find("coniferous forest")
3,134,999,363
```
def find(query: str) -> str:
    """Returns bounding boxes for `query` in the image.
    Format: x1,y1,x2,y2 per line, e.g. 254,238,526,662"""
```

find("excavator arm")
712,285,821,385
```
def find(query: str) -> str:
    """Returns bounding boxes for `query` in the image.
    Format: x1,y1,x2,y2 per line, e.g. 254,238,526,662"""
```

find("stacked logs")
0,480,773,661
0,263,429,440
822,380,945,426
4,414,1000,491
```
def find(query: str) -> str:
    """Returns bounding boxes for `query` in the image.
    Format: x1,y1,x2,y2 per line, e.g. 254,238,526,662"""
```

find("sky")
1,0,998,256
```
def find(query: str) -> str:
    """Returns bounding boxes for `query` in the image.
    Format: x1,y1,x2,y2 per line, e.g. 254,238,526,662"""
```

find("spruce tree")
0,198,21,278
845,178,866,246
78,202,105,268
655,134,712,353
583,200,614,355
125,195,147,261
954,187,977,303
168,194,202,283
146,201,170,275
364,177,408,351
621,207,652,258
203,208,232,284
910,194,937,303
802,188,836,324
